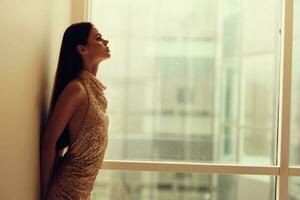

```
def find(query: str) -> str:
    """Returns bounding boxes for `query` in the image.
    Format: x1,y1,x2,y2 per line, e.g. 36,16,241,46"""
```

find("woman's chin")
105,52,111,59
97,55,111,62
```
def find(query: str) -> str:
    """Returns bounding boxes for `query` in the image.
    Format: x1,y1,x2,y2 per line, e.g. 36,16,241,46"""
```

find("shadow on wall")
39,55,49,139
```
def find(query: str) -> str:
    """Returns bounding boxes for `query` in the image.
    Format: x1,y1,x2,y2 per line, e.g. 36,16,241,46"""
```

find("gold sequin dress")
46,70,109,200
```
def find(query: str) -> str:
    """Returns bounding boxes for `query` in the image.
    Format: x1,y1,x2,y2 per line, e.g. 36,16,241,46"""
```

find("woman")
41,22,111,200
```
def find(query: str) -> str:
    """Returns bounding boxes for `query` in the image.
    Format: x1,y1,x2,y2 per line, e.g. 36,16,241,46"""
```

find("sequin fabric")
46,70,109,200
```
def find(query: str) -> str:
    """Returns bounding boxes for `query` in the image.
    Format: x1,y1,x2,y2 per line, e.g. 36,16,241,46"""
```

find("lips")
106,47,110,52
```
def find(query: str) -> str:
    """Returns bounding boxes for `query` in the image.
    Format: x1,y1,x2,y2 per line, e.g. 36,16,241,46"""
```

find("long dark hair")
48,22,93,151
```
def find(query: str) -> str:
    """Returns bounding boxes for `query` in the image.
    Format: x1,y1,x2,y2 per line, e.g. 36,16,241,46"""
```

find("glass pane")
90,0,281,164
289,177,300,199
290,0,300,165
93,170,275,200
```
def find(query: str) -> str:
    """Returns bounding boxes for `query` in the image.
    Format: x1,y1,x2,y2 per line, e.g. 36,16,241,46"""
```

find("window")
86,0,298,199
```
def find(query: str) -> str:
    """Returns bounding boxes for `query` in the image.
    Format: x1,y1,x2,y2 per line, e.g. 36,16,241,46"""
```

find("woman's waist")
61,151,105,166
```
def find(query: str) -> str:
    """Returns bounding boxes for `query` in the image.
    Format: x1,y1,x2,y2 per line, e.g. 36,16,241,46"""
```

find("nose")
104,40,109,46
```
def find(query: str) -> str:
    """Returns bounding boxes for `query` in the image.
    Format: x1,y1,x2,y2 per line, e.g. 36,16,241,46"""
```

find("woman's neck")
82,64,99,76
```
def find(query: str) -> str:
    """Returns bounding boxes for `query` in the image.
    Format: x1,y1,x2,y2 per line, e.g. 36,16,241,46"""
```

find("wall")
0,0,72,199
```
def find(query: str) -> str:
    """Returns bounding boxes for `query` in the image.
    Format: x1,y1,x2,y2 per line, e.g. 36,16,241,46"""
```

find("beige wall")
0,0,73,199
72,0,89,24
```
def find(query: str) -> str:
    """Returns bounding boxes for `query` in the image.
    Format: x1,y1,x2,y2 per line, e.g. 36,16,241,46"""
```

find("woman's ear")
76,45,87,56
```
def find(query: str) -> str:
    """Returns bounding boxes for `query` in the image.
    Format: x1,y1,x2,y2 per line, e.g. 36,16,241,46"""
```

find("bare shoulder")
66,79,85,93
63,79,87,103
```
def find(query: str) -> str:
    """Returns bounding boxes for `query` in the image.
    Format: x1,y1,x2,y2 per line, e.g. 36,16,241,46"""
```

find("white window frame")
81,0,296,199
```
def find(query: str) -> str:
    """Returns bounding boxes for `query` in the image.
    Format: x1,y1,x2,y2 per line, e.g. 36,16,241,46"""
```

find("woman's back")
66,79,89,147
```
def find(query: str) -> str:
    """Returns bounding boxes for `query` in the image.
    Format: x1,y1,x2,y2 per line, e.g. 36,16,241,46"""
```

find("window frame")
83,0,297,199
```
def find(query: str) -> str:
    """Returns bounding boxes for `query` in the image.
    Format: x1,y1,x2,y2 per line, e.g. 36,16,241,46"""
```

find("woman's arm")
40,80,85,199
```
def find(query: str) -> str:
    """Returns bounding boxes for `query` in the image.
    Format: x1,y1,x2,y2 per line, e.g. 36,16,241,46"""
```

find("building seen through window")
88,0,300,199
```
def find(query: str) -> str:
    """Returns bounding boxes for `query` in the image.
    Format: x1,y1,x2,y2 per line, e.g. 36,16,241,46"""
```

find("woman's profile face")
85,26,110,62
